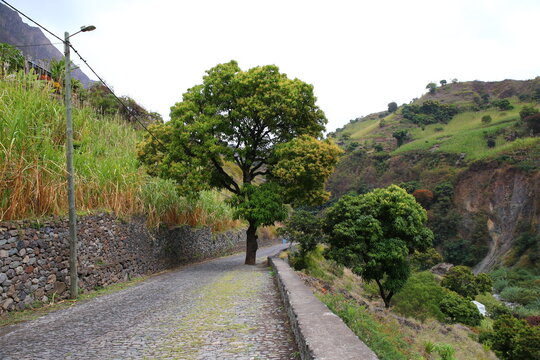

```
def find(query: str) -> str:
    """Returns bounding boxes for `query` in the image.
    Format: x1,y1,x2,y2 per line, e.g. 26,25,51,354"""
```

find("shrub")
388,101,398,113
499,286,539,306
392,271,446,321
481,115,492,124
492,99,514,111
441,265,493,299
280,210,325,269
519,105,539,120
410,248,443,271
524,113,540,134
402,100,459,125
439,289,482,326
488,315,540,360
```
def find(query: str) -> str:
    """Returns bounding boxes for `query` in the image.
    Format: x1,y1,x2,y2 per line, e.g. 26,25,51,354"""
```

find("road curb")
268,256,378,360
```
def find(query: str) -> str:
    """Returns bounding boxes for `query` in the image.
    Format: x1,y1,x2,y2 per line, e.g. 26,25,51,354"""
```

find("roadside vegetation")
0,71,239,231
281,183,540,359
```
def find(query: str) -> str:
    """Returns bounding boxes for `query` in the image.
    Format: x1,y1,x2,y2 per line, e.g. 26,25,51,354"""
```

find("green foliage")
440,80,447,87
323,185,433,307
434,343,456,360
439,289,482,326
492,99,514,111
410,248,443,271
320,293,420,360
272,135,342,206
398,180,420,194
489,267,540,316
426,82,437,94
392,129,409,147
49,58,66,83
392,271,446,321
443,213,489,266
280,210,325,263
388,101,398,113
485,315,540,360
441,266,492,299
0,42,24,76
229,183,287,228
401,100,459,125
482,115,493,124
519,105,538,120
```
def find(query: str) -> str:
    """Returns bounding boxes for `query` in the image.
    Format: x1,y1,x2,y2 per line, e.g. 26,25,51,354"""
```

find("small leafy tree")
441,265,493,299
0,42,24,76
426,82,437,94
387,101,398,113
280,210,325,270
392,129,409,147
323,185,433,308
440,79,447,86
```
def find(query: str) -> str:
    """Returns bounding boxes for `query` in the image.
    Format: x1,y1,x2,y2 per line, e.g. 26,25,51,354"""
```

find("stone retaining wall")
269,256,378,360
0,214,245,313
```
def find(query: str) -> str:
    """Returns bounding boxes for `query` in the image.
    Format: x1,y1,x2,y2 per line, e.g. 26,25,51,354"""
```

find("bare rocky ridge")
455,164,540,273
0,3,93,87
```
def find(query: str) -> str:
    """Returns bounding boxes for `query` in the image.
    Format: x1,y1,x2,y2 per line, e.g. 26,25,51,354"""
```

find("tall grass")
0,72,238,231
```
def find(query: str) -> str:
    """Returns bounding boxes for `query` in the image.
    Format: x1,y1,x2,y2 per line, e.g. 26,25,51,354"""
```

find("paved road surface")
0,244,298,359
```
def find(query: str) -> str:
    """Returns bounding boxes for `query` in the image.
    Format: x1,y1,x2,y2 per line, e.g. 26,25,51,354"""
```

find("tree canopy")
0,43,24,76
138,60,340,264
323,185,433,307
440,265,493,299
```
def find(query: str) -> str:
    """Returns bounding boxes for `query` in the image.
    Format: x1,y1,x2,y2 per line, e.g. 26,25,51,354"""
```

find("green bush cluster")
401,100,459,125
441,265,492,299
480,315,540,360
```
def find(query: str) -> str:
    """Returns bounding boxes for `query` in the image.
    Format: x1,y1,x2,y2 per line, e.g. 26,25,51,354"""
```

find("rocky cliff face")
455,164,540,273
0,3,92,87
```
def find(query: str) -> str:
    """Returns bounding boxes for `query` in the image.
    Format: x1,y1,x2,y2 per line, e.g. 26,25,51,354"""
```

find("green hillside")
327,78,540,274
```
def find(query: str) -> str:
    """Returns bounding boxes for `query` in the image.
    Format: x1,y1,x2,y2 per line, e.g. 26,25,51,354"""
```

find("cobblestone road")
0,244,298,359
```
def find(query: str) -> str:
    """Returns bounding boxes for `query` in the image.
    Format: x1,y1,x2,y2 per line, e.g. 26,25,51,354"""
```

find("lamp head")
80,25,96,32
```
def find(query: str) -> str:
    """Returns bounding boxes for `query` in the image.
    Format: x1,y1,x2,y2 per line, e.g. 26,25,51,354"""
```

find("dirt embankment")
454,164,540,273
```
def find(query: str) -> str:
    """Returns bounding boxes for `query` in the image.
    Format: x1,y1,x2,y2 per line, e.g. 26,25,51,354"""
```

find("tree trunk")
375,279,393,309
244,222,258,265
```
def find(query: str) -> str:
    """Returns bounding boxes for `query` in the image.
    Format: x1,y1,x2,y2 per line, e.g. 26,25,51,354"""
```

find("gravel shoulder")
0,244,298,360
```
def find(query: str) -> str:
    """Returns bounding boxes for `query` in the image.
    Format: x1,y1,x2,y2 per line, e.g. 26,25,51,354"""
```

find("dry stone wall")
0,213,245,313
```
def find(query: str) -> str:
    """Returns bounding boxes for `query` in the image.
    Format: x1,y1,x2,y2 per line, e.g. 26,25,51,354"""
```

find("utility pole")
63,25,95,299
64,31,78,299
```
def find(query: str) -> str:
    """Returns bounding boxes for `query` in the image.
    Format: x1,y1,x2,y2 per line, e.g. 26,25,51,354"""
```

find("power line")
13,42,62,48
1,0,168,153
68,44,168,152
1,0,63,43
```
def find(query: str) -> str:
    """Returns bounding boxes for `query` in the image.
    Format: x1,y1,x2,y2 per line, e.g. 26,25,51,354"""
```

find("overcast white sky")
7,0,540,132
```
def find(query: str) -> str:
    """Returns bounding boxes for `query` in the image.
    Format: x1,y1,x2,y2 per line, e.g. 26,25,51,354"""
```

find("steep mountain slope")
327,79,540,272
0,3,92,87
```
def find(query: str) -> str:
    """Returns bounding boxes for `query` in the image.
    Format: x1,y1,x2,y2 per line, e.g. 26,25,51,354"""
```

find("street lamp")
64,25,95,299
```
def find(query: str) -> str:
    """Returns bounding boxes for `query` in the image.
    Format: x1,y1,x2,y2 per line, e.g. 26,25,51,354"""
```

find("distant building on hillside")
24,55,51,78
